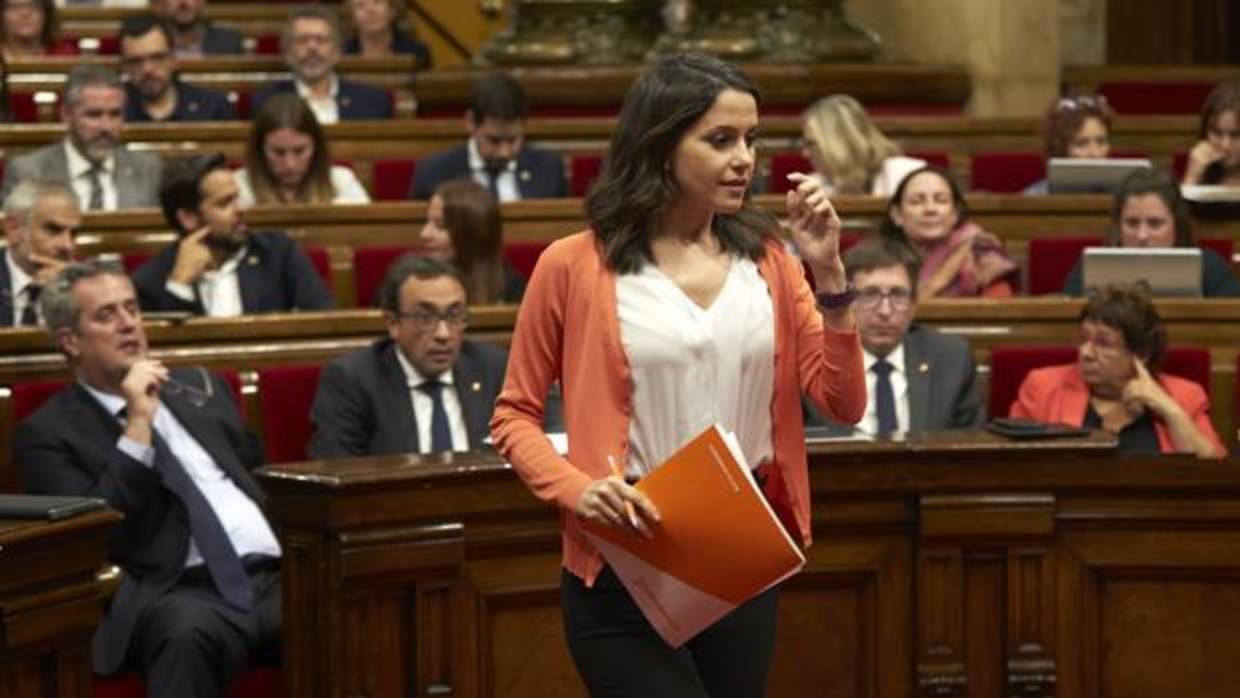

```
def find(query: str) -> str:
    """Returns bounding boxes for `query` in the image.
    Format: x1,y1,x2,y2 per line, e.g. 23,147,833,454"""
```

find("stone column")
849,0,1060,118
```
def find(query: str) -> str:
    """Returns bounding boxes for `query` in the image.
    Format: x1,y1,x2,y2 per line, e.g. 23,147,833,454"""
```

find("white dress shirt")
295,76,340,125
394,347,470,452
165,244,246,316
616,257,775,477
4,251,39,326
233,166,371,208
467,137,520,202
64,140,117,211
83,383,282,568
855,344,910,436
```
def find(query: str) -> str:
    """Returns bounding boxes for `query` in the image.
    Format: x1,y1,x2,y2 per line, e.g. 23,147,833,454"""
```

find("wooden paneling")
1105,0,1234,64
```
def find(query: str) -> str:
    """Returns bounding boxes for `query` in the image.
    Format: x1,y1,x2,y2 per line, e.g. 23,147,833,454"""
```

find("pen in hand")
608,455,642,531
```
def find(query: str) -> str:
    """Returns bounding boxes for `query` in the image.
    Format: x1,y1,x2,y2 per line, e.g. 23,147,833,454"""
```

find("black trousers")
562,566,779,698
129,556,282,698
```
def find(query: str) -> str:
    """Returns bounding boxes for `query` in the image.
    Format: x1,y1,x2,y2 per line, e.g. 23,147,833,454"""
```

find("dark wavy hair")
585,52,774,273
1080,283,1167,372
1105,168,1194,248
877,165,970,244
1042,94,1114,158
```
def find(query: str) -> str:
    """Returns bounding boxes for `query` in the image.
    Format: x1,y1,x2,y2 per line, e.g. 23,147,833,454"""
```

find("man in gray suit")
308,254,508,457
807,237,983,436
0,66,162,211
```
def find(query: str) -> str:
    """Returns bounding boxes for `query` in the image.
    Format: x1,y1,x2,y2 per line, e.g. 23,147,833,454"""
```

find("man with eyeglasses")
14,258,282,698
119,15,235,123
250,5,392,124
807,237,982,437
308,254,509,456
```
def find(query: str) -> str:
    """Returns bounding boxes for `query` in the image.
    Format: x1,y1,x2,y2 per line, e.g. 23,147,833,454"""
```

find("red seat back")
12,380,68,422
354,245,416,308
372,159,416,201
971,152,1046,193
503,241,550,281
256,364,323,463
906,150,950,170
1027,236,1101,295
303,245,332,290
569,153,603,197
768,153,813,194
1160,347,1211,398
95,667,279,698
1200,238,1233,261
1099,82,1213,115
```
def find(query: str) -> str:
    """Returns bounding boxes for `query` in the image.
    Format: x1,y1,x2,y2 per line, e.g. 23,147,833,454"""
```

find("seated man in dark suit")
119,16,236,122
251,6,392,124
1,180,80,326
151,0,244,56
409,71,567,202
132,152,333,315
308,254,508,457
807,237,983,436
0,65,162,210
15,259,281,698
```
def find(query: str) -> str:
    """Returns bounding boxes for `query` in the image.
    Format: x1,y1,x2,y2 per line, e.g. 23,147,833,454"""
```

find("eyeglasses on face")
855,287,913,310
393,306,469,331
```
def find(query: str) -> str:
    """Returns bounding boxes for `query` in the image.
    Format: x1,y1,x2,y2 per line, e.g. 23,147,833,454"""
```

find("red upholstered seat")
372,159,417,201
353,245,416,308
906,150,950,170
254,34,281,55
990,345,1211,419
12,380,69,422
1099,82,1213,115
503,241,550,281
1173,152,1189,179
768,153,813,194
94,667,279,697
970,151,1045,193
256,364,323,463
9,92,38,123
303,245,332,290
1027,236,1101,295
570,153,603,197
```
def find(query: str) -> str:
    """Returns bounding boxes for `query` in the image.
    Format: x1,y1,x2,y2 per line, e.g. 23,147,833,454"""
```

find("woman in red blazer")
1010,284,1224,458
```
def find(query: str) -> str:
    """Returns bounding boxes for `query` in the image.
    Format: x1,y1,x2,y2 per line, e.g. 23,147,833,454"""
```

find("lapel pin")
519,170,531,182
247,255,259,266
471,381,482,392
188,102,199,112
919,362,929,373
341,96,351,107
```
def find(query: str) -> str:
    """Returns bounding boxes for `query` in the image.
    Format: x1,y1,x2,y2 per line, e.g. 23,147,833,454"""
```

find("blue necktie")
418,380,453,452
150,430,253,610
873,359,897,437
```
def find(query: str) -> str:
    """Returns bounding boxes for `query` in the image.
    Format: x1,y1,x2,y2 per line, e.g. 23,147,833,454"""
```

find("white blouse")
233,165,372,208
616,256,775,478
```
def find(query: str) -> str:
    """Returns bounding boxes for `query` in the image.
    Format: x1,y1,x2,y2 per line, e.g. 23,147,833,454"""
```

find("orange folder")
582,424,805,647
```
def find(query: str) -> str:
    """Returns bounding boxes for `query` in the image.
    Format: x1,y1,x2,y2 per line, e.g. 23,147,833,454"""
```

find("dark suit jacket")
409,143,568,200
251,78,392,120
0,142,162,207
201,24,245,55
0,250,13,326
808,323,983,434
131,231,334,315
307,337,507,457
125,81,236,122
14,369,267,674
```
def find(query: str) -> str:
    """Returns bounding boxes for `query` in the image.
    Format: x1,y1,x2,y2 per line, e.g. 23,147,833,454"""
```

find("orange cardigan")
490,231,866,585
1010,363,1225,456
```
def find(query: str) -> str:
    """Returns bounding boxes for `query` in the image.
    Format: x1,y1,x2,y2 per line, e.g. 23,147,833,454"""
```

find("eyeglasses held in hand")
164,376,213,408
394,306,470,331
855,287,913,310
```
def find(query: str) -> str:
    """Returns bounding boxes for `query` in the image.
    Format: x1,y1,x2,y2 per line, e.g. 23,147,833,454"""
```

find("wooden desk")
257,432,1240,697
0,509,121,698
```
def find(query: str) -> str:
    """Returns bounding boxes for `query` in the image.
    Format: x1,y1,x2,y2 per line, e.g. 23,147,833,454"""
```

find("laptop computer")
1081,247,1202,297
1047,158,1152,194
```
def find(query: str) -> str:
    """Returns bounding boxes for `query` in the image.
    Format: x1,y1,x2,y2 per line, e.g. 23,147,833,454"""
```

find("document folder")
582,424,805,647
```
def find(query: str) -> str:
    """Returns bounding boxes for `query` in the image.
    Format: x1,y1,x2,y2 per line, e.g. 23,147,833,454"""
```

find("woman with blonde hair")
800,94,925,196
235,93,370,207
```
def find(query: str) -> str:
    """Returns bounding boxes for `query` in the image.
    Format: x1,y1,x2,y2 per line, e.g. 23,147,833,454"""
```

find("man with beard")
1,180,81,326
119,16,235,122
132,153,333,316
15,258,282,697
409,71,567,201
149,0,244,56
0,66,162,210
250,5,392,124
806,237,983,437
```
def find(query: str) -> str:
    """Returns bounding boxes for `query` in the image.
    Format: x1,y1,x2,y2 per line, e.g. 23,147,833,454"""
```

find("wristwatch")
815,284,857,310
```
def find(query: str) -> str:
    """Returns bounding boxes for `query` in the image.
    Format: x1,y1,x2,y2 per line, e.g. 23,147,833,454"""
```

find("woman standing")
491,53,866,696
235,93,371,207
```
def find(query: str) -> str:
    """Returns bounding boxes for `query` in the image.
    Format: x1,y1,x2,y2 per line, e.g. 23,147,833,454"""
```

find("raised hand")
170,226,215,285
1184,139,1226,184
26,252,71,287
785,172,846,290
119,358,170,445
1121,356,1179,419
